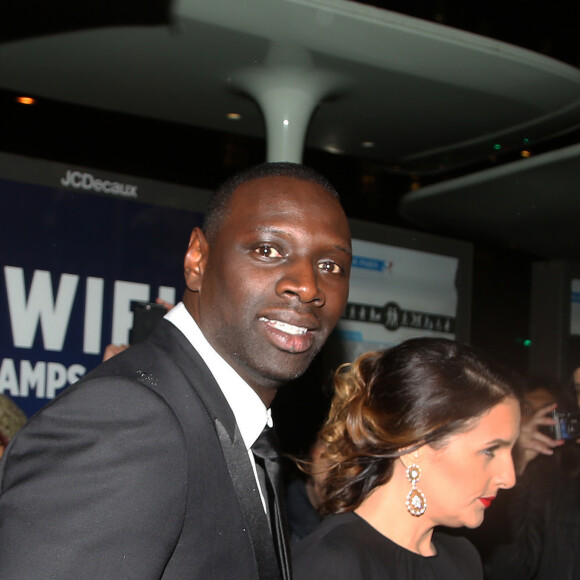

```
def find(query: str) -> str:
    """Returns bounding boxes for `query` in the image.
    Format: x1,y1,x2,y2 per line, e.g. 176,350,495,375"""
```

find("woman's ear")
398,445,424,470
184,227,209,292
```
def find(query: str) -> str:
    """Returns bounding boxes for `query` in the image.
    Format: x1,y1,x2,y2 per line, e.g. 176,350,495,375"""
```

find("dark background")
1,0,578,387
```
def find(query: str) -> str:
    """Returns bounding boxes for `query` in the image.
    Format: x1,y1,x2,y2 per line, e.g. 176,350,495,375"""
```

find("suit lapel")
149,321,282,579
215,419,281,580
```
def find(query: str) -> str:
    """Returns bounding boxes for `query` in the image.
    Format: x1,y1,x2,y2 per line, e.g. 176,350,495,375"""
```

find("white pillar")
232,42,347,163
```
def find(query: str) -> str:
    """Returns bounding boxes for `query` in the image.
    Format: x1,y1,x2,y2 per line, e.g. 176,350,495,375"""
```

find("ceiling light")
15,96,36,105
226,112,241,120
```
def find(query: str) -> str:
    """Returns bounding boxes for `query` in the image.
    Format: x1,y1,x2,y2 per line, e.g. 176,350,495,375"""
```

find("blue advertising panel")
338,237,461,361
0,153,472,421
0,156,207,417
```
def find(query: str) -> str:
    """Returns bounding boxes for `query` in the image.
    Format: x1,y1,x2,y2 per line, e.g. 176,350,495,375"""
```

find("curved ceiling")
0,0,579,172
400,142,580,259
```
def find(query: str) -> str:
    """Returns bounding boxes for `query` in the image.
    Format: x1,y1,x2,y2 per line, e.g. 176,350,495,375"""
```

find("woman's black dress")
292,512,482,579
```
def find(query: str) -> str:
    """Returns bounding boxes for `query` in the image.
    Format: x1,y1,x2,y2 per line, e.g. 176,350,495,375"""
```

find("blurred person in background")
513,378,566,476
0,394,27,459
480,375,580,579
285,433,326,544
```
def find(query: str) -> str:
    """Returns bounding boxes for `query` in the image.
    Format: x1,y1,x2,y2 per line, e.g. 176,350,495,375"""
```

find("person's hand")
515,402,564,475
102,343,129,362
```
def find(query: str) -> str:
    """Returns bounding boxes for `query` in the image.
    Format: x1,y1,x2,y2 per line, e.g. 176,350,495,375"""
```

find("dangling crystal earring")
405,464,427,516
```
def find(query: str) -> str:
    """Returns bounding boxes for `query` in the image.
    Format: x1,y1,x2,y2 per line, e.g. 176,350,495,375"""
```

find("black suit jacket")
0,320,285,579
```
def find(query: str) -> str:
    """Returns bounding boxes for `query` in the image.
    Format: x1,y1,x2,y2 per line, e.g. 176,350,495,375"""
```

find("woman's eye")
319,261,343,274
483,446,498,458
255,245,283,258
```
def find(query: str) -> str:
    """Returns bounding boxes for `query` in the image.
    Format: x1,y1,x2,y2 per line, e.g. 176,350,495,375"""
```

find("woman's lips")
479,497,494,508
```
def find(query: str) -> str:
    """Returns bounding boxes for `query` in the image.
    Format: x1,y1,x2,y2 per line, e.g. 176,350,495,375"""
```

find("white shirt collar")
164,302,271,450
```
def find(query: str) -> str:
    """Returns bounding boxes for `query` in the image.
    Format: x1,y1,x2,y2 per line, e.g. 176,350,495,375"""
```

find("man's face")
185,176,352,401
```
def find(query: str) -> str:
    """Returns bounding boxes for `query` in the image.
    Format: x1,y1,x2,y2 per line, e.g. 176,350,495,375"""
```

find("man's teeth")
259,317,308,335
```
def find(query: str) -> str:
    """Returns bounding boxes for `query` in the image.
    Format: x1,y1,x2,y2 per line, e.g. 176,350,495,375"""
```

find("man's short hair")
202,162,340,243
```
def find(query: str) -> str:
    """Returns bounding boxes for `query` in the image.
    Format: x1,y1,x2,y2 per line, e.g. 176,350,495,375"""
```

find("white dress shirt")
164,302,271,512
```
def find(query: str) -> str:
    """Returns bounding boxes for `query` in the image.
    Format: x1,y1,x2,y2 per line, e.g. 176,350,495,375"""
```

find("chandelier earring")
405,463,427,517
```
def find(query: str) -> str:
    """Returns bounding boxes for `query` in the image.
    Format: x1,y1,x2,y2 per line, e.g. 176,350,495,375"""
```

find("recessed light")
15,96,36,105
226,112,242,120
361,141,375,148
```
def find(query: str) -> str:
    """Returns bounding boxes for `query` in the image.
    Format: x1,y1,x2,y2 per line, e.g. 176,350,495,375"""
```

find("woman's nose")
497,454,517,490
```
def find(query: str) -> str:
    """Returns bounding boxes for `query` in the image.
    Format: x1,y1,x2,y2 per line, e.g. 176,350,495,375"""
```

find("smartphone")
548,410,580,440
129,301,168,345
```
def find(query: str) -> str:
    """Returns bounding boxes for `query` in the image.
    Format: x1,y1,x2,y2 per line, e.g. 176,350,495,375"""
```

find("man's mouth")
259,317,308,335
259,316,315,354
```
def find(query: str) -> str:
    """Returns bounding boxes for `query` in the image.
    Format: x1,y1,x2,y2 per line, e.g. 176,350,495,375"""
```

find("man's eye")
318,261,342,274
255,245,283,258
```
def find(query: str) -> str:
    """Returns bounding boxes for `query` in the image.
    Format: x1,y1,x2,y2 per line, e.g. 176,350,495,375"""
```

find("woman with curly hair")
292,337,521,580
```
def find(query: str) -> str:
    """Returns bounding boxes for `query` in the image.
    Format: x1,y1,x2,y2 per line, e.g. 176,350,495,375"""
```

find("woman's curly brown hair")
314,338,518,515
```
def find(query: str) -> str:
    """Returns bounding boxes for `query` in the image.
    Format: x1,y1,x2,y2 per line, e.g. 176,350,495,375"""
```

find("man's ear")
184,227,209,292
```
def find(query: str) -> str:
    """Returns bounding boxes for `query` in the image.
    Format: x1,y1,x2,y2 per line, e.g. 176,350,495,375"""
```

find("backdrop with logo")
338,237,462,361
0,152,472,419
0,153,208,416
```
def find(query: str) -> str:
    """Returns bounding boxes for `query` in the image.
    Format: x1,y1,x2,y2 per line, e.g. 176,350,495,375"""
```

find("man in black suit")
0,162,352,579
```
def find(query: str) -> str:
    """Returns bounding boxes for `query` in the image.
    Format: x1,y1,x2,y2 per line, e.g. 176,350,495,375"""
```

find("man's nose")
275,258,325,305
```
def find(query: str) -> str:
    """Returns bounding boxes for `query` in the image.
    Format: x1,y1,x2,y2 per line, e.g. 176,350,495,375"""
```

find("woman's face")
419,397,520,529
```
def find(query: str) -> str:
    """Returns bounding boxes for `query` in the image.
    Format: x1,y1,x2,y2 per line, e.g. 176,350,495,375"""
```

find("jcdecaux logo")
60,170,138,198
